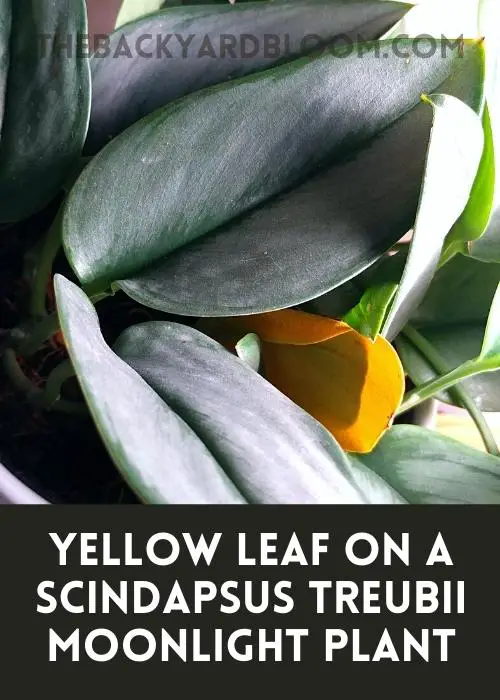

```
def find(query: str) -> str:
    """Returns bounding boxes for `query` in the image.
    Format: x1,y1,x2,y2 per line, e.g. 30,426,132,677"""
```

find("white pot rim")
0,461,48,504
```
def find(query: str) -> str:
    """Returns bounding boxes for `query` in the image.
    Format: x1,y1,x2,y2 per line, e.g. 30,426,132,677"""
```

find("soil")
0,202,178,504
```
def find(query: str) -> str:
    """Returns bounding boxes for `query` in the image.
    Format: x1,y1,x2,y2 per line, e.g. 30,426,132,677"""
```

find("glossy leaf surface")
88,0,411,153
355,425,500,504
64,39,484,315
382,94,484,339
55,275,368,504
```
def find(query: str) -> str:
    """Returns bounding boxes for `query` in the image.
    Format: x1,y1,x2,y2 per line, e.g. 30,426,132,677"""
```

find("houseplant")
1,0,500,504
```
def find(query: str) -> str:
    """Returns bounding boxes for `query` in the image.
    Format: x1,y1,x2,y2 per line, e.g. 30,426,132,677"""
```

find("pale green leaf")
355,425,500,504
235,333,262,372
55,275,368,504
115,0,165,27
382,93,484,339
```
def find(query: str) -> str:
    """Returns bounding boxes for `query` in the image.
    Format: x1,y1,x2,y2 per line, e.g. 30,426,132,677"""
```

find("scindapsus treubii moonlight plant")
1,0,500,504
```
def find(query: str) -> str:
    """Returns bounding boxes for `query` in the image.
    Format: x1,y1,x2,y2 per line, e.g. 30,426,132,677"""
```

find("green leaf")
64,39,484,316
0,0,91,223
235,333,262,372
54,276,244,504
467,0,500,262
311,96,479,338
54,274,369,504
343,282,398,340
445,105,496,251
479,282,500,361
381,94,484,340
353,425,500,504
117,101,433,317
397,253,500,411
88,0,412,153
0,0,11,135
115,0,166,27
302,248,407,319
344,459,407,505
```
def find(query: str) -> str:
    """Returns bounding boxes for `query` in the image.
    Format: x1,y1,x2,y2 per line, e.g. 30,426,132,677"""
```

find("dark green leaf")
64,39,484,316
88,0,412,153
353,425,500,504
302,249,407,319
0,0,91,223
55,274,369,504
411,253,500,327
343,282,397,340
120,91,483,318
117,101,430,316
381,94,484,340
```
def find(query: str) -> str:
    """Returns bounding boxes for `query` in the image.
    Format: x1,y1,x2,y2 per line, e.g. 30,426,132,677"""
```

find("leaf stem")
437,240,468,269
29,207,63,318
14,312,61,357
1,349,87,416
43,360,76,408
397,325,499,455
10,289,111,358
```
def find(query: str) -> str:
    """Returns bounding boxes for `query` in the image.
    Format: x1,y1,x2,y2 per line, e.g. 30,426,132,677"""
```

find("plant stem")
9,288,112,359
15,312,61,357
397,325,499,455
2,349,40,402
29,207,63,318
43,360,76,408
1,349,87,416
398,359,487,412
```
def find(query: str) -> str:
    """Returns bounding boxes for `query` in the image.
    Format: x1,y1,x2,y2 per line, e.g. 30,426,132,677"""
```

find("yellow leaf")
200,309,405,453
